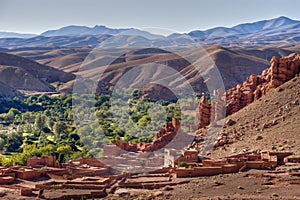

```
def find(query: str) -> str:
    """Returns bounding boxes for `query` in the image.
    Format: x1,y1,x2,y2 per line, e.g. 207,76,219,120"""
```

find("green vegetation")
0,90,197,166
178,161,188,168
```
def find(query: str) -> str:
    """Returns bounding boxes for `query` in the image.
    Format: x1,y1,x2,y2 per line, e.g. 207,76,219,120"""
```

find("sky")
0,0,300,35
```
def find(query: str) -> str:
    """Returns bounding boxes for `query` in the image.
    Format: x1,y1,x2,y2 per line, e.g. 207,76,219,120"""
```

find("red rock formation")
198,96,211,129
211,89,226,123
116,118,180,152
191,53,300,150
226,53,300,115
197,89,225,129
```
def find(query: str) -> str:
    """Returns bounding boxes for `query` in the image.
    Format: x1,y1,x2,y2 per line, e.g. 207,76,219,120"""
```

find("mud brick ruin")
0,148,299,199
175,150,294,178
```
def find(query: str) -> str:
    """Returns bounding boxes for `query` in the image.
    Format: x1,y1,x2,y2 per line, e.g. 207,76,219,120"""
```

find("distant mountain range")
41,25,164,40
0,16,299,48
0,32,37,39
185,16,298,38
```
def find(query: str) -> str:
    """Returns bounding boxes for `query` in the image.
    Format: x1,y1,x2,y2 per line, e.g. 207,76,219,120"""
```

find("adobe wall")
27,156,57,168
79,158,106,167
202,159,227,167
196,53,300,131
13,169,42,180
103,145,121,157
192,167,223,176
0,176,15,184
284,155,300,163
268,152,293,163
175,151,199,164
222,164,239,174
245,161,265,169
176,166,224,178
198,96,211,128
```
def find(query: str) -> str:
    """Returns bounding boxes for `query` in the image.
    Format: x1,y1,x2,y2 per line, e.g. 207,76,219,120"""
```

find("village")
0,143,300,199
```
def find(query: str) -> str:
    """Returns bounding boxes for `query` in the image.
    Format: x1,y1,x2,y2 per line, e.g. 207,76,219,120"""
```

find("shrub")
178,162,188,168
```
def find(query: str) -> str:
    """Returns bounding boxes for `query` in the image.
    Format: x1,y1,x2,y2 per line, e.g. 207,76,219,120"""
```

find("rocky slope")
0,82,22,98
196,52,300,129
193,53,300,158
210,75,300,158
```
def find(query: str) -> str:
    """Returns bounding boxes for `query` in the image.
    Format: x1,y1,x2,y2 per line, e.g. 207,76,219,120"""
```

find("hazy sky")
0,0,300,34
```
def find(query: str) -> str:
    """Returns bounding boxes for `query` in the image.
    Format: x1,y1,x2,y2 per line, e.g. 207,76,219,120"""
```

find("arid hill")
0,52,75,83
0,52,76,96
7,47,91,73
5,46,297,98
0,81,21,98
0,65,53,92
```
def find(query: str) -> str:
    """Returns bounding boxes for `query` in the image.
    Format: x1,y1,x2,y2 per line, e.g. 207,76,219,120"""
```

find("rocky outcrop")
191,53,300,153
197,96,211,129
226,53,300,115
116,118,180,152
197,89,226,129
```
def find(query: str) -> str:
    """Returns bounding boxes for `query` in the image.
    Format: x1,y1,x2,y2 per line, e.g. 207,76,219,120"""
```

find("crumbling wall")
79,158,107,168
27,156,58,168
13,168,42,180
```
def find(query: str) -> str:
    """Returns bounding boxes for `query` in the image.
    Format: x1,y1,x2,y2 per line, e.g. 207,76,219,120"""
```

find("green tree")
4,132,23,152
53,122,68,139
137,116,151,126
34,113,47,133
0,137,5,150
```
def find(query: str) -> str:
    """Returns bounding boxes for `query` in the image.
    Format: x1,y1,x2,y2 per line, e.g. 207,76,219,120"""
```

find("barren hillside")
209,75,300,158
0,52,76,96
